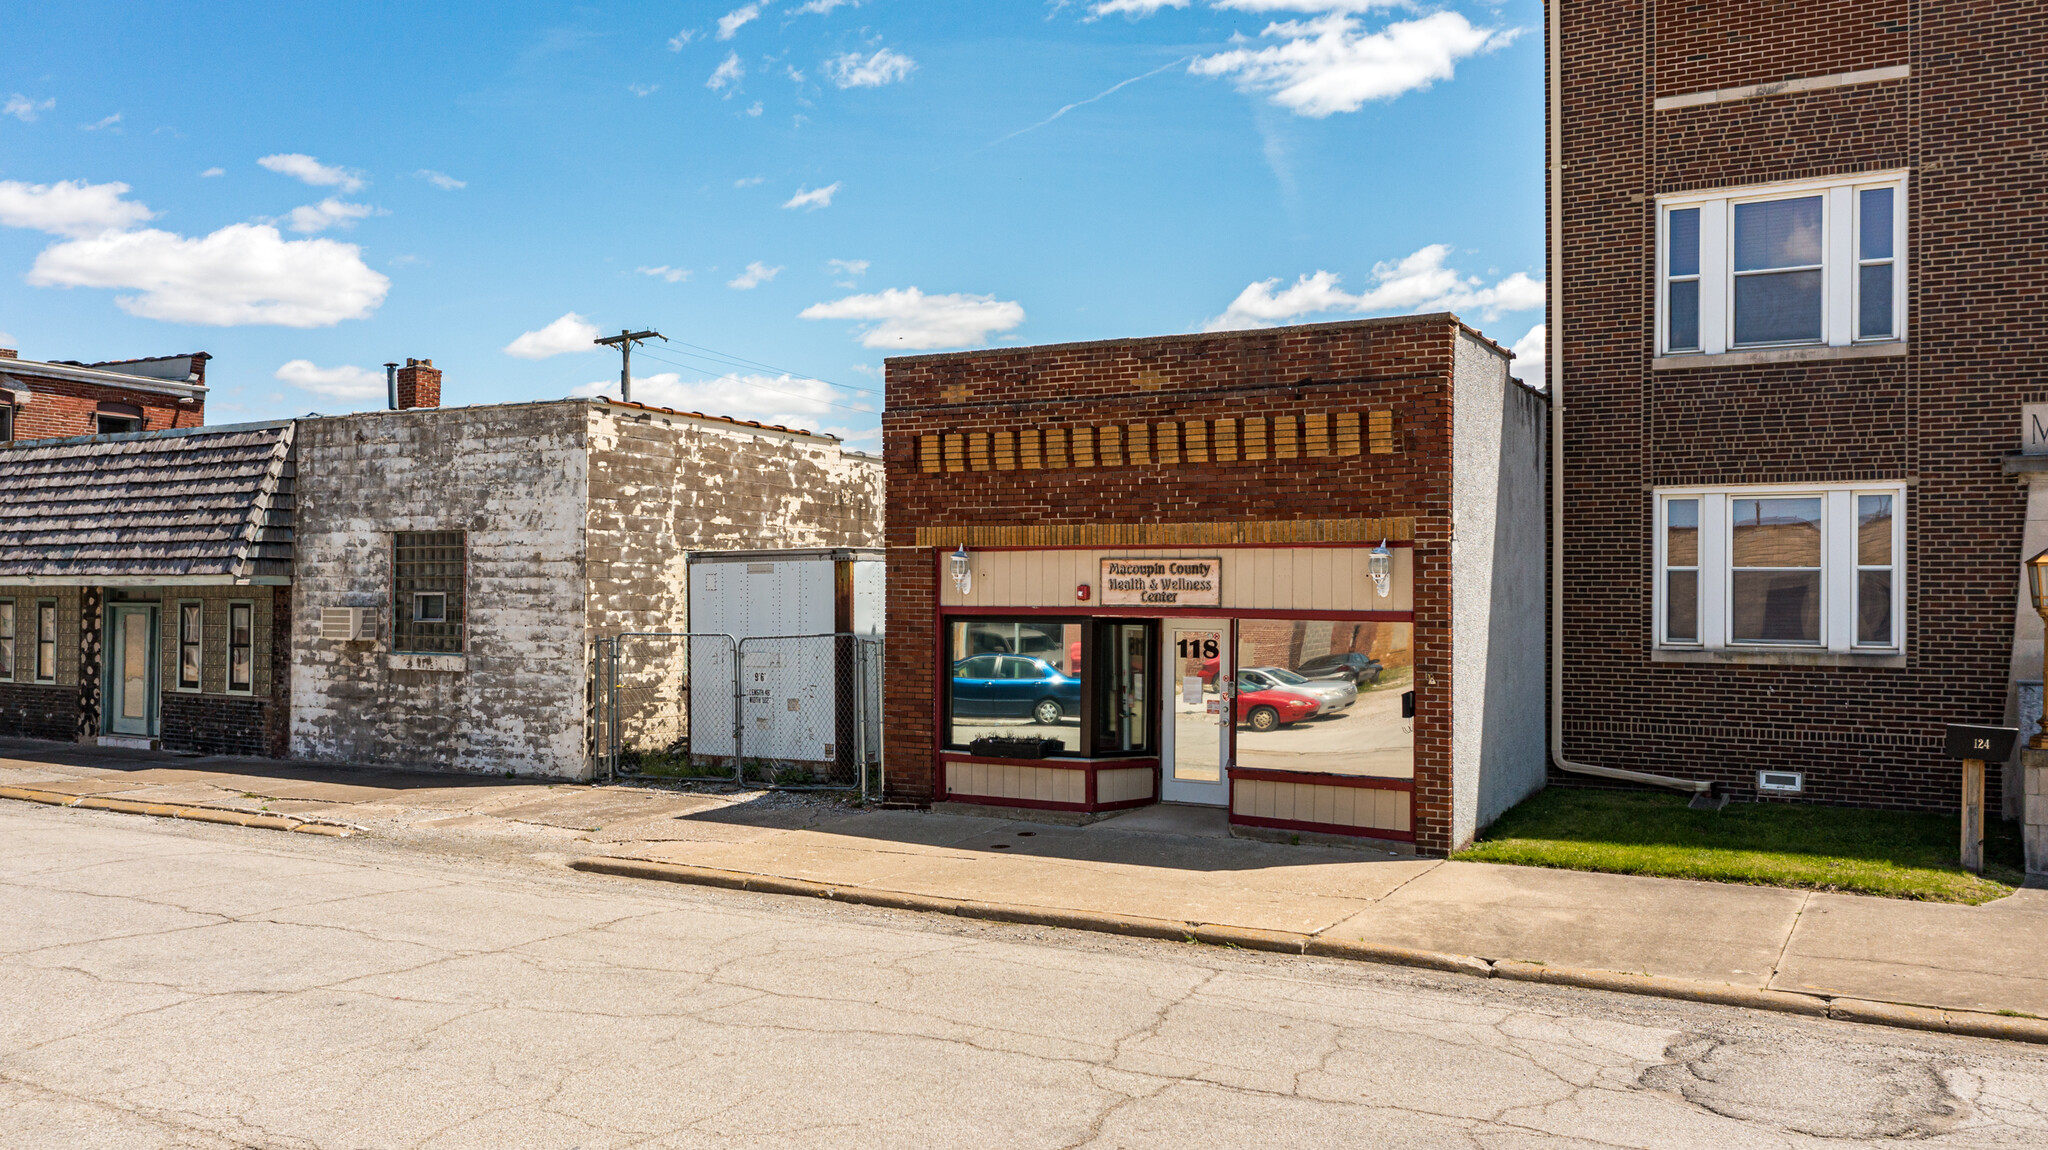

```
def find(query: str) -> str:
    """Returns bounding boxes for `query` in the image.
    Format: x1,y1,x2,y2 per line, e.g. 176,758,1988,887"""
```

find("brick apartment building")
0,347,210,442
1551,1,2048,812
881,317,1546,854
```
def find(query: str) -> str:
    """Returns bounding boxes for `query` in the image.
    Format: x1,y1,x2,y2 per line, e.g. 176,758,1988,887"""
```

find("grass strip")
1454,787,2026,904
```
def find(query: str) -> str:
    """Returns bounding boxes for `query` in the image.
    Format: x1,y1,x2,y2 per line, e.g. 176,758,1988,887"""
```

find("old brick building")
1551,1,2048,810
0,347,209,442
882,317,1546,855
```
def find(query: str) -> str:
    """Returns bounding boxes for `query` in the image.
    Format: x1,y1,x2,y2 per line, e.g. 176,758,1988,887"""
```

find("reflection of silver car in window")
1240,667,1356,712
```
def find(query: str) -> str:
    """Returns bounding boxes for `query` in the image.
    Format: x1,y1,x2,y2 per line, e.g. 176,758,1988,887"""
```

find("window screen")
393,531,466,653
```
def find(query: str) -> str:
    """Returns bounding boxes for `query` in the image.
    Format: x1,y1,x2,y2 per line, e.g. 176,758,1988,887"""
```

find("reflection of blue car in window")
951,655,1082,725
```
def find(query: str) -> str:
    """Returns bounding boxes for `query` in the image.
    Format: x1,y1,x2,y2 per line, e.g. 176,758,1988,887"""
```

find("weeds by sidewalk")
1456,788,2026,904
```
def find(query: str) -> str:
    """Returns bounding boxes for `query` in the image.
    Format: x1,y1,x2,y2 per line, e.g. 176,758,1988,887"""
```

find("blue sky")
0,1,1545,446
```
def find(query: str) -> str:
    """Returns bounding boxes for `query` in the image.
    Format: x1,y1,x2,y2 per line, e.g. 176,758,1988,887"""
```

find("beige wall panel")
1332,785,1356,827
1098,767,1152,803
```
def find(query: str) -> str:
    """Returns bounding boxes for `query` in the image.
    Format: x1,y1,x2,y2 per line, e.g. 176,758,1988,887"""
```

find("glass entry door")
105,605,159,738
1161,621,1230,805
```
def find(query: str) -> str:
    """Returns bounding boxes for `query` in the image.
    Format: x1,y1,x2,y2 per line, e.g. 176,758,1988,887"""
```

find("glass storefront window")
946,619,1084,753
1234,618,1414,778
1092,621,1153,755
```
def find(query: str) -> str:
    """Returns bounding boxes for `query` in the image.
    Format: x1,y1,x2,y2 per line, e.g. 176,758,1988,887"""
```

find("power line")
592,329,665,403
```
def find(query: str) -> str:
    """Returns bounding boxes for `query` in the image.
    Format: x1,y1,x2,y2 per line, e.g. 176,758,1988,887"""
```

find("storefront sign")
1100,557,1221,606
2024,403,2048,455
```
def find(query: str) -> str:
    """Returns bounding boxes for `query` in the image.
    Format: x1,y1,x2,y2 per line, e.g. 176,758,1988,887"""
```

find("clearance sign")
1100,558,1222,606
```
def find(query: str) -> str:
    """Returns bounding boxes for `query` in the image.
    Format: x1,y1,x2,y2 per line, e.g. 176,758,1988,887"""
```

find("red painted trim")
932,541,1418,552
938,606,1415,622
939,753,1159,770
1229,812,1417,843
1228,767,1415,791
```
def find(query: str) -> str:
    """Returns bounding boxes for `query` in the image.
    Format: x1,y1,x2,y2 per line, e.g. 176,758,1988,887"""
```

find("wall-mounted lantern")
1370,539,1393,599
950,545,973,596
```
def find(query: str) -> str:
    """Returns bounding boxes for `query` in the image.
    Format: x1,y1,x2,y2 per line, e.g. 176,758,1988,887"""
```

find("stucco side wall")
291,404,591,777
582,404,884,642
1450,333,1549,848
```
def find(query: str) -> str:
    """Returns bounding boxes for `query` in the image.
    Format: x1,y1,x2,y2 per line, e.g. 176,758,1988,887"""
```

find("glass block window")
393,531,466,654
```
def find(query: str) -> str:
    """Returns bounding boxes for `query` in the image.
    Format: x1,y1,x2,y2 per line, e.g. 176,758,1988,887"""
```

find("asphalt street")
5,801,2048,1149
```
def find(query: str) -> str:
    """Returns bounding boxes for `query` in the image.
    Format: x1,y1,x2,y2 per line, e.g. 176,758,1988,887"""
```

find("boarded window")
393,531,466,654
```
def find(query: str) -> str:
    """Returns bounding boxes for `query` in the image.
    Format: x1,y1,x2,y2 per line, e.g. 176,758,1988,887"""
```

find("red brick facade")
1,352,208,442
1556,1,2047,807
883,316,1490,853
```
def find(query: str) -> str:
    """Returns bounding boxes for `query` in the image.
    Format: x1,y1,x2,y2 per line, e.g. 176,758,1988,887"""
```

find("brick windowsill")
1652,342,1907,371
1653,648,1907,668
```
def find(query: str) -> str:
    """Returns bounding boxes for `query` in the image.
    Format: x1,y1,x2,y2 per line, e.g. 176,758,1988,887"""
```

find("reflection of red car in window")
1233,676,1321,732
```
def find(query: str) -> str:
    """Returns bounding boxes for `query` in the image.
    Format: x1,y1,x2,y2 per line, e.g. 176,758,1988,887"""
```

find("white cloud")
80,112,122,131
735,175,766,187
638,265,690,282
1510,323,1545,385
257,153,366,193
782,182,840,211
4,94,54,122
801,287,1025,349
728,261,783,289
275,359,387,400
505,312,602,359
667,28,699,50
573,370,858,433
26,223,389,327
284,198,374,234
1190,12,1517,117
746,100,765,116
199,167,225,178
827,258,869,283
717,4,761,39
824,48,916,88
417,169,466,190
708,52,746,92
1203,244,1543,331
0,179,156,237
629,82,660,96
794,0,858,13
1089,0,1188,16
1216,0,1404,11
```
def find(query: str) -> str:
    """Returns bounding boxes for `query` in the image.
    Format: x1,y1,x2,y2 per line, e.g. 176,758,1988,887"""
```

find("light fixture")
2028,547,2048,747
1369,539,1392,599
950,545,973,595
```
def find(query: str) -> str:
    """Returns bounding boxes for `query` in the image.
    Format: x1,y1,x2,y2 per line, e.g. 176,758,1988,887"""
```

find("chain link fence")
595,632,881,796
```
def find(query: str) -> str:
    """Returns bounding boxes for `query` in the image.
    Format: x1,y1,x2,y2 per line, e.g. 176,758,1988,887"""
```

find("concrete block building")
1550,0,2048,811
290,391,883,778
881,316,1546,855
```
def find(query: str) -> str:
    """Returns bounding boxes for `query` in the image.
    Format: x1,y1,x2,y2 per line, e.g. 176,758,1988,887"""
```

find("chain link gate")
595,632,738,783
596,632,882,796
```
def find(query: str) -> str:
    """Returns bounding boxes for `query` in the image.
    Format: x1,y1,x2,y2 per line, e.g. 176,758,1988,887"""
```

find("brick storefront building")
0,348,210,442
1551,1,2048,811
882,317,1547,855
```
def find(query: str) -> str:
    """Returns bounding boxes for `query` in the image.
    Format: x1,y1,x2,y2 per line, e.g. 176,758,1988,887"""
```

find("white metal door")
1160,621,1229,805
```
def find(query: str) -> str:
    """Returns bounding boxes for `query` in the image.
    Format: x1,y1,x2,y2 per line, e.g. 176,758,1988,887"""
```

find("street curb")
1493,959,1829,1017
0,784,356,837
571,853,2048,1045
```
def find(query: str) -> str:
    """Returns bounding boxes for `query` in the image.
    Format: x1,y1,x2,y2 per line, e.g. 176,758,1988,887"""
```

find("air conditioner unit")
1757,770,1804,794
320,606,373,641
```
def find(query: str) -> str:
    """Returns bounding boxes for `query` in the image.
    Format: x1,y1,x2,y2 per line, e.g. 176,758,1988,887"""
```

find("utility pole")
594,329,666,403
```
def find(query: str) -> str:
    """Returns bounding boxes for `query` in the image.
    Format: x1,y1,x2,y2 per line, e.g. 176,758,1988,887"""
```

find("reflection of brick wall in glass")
393,531,467,654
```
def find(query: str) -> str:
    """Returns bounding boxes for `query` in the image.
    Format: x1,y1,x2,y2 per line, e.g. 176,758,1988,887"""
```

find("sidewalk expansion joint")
0,785,359,837
568,854,2048,1048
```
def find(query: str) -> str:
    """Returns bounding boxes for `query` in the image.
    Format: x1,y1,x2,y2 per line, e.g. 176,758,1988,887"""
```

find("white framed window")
1659,171,1907,357
1656,483,1904,653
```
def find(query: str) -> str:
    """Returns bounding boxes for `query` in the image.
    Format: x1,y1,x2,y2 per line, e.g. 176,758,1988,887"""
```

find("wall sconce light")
1369,539,1392,599
950,545,973,595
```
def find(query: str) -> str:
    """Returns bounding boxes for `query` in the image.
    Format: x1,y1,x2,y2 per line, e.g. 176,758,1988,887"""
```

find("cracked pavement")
8,802,2048,1148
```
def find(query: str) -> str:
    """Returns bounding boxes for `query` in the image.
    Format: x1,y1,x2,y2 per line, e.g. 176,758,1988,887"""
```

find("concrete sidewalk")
5,738,2047,1024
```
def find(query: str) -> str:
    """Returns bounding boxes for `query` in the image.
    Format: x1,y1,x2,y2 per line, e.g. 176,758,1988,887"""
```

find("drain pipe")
1547,0,1713,800
383,362,399,411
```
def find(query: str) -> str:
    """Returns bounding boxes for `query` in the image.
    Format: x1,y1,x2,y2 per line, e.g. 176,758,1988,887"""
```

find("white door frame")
1160,619,1230,805
105,603,160,738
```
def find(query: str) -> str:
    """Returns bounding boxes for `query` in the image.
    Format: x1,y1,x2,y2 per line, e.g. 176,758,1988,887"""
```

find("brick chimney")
0,348,16,360
395,358,441,409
